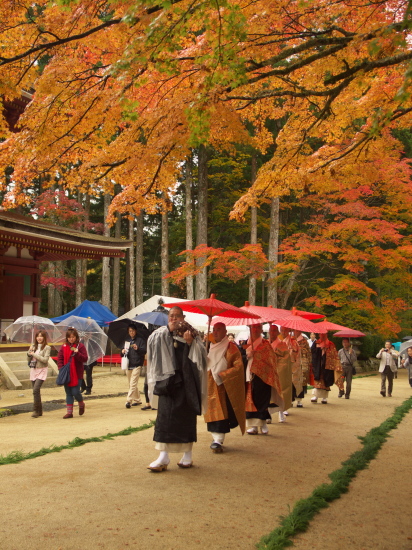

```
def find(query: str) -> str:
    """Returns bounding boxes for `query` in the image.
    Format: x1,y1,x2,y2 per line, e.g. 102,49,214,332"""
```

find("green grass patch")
257,396,412,550
0,421,155,465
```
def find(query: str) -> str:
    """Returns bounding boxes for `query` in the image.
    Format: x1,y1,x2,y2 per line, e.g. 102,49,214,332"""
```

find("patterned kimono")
297,335,311,387
245,339,282,426
311,339,341,397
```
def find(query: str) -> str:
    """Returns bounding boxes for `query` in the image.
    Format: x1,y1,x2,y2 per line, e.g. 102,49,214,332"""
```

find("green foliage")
357,334,384,360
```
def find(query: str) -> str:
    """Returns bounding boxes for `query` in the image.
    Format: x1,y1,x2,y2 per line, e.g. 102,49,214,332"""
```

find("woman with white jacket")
27,330,51,418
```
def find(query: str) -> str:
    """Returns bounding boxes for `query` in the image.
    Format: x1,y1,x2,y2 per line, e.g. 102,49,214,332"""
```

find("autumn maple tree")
1,1,411,213
1,0,412,332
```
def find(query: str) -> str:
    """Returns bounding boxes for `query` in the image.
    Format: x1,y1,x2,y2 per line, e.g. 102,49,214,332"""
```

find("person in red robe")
245,323,282,435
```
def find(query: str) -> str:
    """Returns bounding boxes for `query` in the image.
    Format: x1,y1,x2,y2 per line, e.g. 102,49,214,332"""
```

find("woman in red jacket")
57,328,88,419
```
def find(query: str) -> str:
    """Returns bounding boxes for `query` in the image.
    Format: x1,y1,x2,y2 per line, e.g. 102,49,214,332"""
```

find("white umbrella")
4,315,60,344
399,339,412,356
55,316,108,364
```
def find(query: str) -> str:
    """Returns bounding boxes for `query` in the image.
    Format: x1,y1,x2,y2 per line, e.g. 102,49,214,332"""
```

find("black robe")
311,344,335,387
246,375,271,421
153,338,202,444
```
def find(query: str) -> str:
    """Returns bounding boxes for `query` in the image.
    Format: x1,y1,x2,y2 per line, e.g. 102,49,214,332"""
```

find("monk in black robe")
147,306,207,472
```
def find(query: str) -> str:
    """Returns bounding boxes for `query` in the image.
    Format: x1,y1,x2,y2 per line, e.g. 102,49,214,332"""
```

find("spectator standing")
337,338,357,399
376,340,398,397
81,360,97,395
401,346,412,388
122,325,147,408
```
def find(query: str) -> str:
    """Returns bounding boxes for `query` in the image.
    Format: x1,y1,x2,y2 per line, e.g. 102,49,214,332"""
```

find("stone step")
0,352,29,362
20,377,58,389
9,367,55,378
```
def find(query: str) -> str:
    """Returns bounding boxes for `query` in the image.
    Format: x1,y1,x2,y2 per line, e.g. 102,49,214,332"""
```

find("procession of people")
4,299,409,474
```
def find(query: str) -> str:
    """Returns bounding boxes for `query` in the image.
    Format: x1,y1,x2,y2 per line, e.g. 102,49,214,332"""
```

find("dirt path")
0,371,411,550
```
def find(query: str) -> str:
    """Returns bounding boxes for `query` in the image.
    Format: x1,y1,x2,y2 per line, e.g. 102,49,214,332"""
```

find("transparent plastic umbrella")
55,316,108,365
4,315,60,344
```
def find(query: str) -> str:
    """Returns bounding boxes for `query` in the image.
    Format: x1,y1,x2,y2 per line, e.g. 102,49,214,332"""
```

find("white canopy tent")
118,295,210,331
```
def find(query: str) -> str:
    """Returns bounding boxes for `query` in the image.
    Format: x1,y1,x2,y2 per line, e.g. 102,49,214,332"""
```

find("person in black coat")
122,325,147,408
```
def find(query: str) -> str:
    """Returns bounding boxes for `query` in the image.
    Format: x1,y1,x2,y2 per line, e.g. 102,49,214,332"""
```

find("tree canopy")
1,0,412,216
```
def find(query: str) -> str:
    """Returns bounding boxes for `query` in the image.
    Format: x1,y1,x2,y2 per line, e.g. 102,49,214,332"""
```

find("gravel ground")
0,370,411,550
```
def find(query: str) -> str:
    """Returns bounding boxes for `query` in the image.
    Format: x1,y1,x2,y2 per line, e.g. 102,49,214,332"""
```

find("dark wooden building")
0,210,131,321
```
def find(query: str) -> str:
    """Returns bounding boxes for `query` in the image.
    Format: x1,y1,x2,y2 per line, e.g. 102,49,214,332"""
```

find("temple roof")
0,210,131,261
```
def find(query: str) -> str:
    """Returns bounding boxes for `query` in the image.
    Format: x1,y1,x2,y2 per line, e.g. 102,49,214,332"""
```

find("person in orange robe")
204,323,246,453
268,324,292,423
245,323,282,435
280,326,302,417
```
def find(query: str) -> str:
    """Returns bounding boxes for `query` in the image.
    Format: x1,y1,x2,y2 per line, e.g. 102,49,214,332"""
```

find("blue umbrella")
133,311,169,326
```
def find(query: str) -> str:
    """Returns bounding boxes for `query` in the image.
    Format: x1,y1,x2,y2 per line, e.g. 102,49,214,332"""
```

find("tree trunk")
81,259,87,301
47,262,56,317
135,211,144,305
112,212,121,316
81,194,90,303
185,156,194,300
54,262,64,316
126,217,135,310
267,197,280,307
248,153,258,304
101,193,111,308
75,191,85,306
75,260,83,307
161,195,170,296
278,261,307,309
195,144,208,299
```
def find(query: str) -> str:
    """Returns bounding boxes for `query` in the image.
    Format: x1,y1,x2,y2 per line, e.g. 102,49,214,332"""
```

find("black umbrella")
107,319,150,348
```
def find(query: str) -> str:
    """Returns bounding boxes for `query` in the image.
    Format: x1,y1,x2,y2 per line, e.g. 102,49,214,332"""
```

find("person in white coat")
376,340,398,397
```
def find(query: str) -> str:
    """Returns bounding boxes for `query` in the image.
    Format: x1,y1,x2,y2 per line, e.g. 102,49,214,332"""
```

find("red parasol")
274,314,327,334
163,294,260,345
310,318,351,332
211,315,264,327
333,329,365,338
290,307,325,320
163,294,258,319
240,301,291,323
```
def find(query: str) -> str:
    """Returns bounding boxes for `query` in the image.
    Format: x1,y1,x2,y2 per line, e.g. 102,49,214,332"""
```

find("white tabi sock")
181,451,192,465
149,451,169,468
211,432,225,444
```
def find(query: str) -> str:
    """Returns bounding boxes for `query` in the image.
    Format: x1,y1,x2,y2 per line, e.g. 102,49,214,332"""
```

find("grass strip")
257,396,412,550
0,421,155,466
